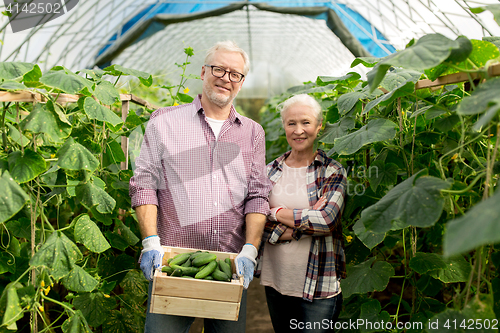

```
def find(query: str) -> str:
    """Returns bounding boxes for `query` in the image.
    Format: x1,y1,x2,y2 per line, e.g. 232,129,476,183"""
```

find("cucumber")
192,253,217,267
171,268,182,277
212,267,230,282
169,253,192,266
189,251,203,260
181,275,194,278
170,264,200,277
181,258,192,267
161,266,174,275
195,260,217,279
204,276,214,280
219,260,232,278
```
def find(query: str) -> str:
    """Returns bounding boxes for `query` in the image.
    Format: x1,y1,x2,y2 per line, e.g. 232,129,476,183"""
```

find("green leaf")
367,34,461,91
176,93,194,103
355,171,451,248
115,219,139,246
8,149,46,183
337,85,383,115
363,69,421,114
74,214,111,253
103,139,126,167
482,4,500,25
0,170,29,224
457,77,500,115
94,80,120,105
341,257,395,299
5,218,31,239
47,99,72,126
83,97,123,127
0,62,39,80
350,57,380,68
445,36,473,63
483,37,500,51
472,105,500,131
334,119,397,155
367,160,398,192
61,309,92,333
359,300,391,333
409,252,447,274
20,103,72,143
428,256,471,283
318,118,355,144
104,64,152,87
57,137,99,172
104,231,130,251
462,293,497,322
61,265,99,292
120,270,148,296
102,308,144,333
73,292,116,327
0,80,27,91
78,68,105,80
434,114,460,132
184,46,194,56
6,123,29,147
444,188,500,257
0,282,23,330
30,231,83,280
76,180,116,214
316,72,361,85
40,68,93,95
352,219,386,250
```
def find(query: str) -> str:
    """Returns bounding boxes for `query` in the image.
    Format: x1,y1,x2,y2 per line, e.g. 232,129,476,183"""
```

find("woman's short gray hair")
204,40,250,75
279,94,323,124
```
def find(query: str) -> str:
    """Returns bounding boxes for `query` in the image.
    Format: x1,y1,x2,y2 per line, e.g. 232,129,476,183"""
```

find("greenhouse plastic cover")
1,0,500,98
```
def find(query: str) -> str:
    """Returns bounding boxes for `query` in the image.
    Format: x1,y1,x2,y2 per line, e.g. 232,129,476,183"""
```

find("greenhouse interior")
1,0,500,332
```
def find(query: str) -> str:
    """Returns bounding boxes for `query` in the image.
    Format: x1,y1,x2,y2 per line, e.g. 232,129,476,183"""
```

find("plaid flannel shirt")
255,149,347,301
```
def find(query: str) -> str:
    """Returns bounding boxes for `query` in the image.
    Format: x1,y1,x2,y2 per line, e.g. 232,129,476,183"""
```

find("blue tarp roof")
96,1,396,65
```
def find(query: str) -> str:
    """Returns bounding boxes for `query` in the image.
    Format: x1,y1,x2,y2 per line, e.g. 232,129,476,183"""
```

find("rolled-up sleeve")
292,167,347,238
244,126,272,216
129,117,164,209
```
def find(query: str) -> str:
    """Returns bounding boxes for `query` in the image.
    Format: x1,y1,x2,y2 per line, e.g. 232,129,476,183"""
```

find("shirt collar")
193,94,242,125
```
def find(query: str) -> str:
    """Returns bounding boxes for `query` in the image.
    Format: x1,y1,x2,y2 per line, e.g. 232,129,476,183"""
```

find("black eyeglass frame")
204,65,245,83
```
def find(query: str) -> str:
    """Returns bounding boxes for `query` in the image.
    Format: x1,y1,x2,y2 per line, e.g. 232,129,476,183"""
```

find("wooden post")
121,100,130,171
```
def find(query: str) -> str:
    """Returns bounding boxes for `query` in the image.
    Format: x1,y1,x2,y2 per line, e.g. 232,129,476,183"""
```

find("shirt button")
214,202,217,206
213,175,216,179
213,230,217,234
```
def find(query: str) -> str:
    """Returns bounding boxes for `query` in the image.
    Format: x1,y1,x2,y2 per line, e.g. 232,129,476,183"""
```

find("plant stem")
1,102,11,152
397,98,410,177
440,172,486,194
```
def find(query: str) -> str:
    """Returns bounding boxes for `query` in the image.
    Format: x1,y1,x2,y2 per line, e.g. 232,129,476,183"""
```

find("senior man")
129,40,271,333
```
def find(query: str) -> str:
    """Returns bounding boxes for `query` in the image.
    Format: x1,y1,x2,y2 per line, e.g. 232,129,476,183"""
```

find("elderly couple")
129,40,347,333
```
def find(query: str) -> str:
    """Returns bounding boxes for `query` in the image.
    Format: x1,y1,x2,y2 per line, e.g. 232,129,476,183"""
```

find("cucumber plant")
0,48,196,332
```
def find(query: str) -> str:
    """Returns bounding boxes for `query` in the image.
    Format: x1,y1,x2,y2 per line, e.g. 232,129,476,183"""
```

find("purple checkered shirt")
129,95,271,253
255,149,347,301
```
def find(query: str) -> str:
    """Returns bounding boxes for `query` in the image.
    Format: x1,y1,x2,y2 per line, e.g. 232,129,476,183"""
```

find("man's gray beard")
206,89,234,108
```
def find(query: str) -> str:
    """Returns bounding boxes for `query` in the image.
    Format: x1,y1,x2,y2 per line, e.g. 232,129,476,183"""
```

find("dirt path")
189,278,274,332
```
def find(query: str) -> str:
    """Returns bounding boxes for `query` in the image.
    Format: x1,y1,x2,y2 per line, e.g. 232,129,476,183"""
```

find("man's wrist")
142,235,162,251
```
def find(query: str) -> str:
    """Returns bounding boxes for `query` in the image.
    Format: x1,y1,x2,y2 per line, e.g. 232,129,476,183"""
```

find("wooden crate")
150,246,244,321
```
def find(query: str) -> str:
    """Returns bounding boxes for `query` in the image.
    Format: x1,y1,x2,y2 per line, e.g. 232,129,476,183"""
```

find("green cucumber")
181,258,192,267
219,260,232,278
169,253,192,266
181,275,194,278
170,264,200,277
212,267,230,282
195,260,217,279
192,253,217,267
171,268,182,277
204,276,214,280
161,266,174,275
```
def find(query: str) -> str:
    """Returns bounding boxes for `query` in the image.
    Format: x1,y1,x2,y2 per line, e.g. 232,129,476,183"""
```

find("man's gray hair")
204,40,250,75
279,94,323,124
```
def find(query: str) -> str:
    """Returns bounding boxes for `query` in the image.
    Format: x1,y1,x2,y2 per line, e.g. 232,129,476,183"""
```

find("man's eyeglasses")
205,65,245,83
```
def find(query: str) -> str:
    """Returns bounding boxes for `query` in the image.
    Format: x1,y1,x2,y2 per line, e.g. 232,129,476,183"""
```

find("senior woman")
256,94,347,333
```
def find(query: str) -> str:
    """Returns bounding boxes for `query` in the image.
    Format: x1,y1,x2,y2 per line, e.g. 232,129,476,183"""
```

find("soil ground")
189,278,274,332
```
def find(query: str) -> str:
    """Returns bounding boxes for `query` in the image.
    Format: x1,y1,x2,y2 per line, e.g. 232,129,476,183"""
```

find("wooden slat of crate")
153,271,242,302
150,294,240,321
